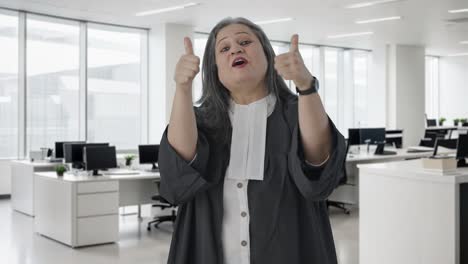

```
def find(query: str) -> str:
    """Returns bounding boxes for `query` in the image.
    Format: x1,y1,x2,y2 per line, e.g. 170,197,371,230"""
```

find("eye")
220,46,229,53
240,40,251,46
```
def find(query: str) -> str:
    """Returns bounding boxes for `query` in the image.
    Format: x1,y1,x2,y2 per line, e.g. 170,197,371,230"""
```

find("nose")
230,45,244,55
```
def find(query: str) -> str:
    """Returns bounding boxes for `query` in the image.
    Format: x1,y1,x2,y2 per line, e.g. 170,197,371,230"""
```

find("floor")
0,199,358,264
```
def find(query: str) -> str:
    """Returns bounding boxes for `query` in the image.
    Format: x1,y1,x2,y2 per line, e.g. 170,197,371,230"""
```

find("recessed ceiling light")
328,31,374,39
136,2,199,16
345,0,404,9
448,8,468,14
356,16,402,24
460,41,468,44
254,17,294,25
447,53,468,57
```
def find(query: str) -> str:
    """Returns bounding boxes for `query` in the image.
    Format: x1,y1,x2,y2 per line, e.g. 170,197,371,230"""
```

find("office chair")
419,131,445,147
327,151,350,215
426,119,437,127
147,181,177,231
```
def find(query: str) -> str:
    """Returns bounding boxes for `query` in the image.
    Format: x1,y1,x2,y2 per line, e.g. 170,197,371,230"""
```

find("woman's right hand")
174,37,200,93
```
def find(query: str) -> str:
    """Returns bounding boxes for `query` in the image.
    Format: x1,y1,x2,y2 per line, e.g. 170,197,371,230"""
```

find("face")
214,23,268,94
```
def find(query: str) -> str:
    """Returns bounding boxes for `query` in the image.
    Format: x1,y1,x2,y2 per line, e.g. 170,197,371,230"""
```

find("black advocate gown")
158,93,347,264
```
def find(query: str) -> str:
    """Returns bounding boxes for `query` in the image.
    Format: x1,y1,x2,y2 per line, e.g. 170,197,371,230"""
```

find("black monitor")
360,128,386,144
456,134,468,167
348,129,361,146
64,142,109,168
84,146,117,176
55,141,85,158
433,138,458,156
139,144,159,170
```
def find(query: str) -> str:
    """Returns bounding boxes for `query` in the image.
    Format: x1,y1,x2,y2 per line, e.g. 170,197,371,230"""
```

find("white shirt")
222,94,276,264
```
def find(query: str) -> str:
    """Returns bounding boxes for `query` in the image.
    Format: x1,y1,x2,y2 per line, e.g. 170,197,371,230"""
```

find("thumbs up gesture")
274,34,313,90
174,37,201,92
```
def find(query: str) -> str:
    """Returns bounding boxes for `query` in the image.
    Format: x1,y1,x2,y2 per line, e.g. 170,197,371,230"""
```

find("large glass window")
87,24,146,149
26,15,80,151
425,56,439,119
193,34,208,104
353,50,369,127
0,12,18,158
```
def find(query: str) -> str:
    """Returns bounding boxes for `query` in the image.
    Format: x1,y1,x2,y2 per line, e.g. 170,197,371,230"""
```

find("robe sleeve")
158,125,212,205
287,117,347,202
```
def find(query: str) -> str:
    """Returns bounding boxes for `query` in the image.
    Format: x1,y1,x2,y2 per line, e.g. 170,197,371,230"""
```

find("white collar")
226,93,276,181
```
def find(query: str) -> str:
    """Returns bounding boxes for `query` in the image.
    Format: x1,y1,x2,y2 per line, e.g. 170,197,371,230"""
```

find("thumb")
290,34,299,52
184,37,194,55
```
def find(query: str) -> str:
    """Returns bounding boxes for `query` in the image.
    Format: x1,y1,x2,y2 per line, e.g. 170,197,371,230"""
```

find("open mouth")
232,57,248,68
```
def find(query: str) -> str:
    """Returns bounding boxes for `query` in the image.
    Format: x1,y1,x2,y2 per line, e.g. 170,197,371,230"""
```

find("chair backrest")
426,119,437,127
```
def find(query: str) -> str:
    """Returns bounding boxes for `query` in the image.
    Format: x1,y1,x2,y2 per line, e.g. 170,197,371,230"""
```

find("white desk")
10,160,58,216
34,171,160,248
358,159,468,264
329,147,453,205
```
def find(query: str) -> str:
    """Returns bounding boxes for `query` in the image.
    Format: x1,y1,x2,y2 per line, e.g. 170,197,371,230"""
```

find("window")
87,24,147,149
0,11,18,158
26,15,80,152
353,50,370,128
324,48,339,123
425,56,439,119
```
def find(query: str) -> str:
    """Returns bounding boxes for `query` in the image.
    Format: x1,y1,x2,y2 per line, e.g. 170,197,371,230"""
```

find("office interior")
1,0,468,263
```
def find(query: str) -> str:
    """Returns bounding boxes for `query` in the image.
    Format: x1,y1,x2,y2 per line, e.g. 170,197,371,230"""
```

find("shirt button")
241,211,247,217
241,240,248,247
237,182,243,188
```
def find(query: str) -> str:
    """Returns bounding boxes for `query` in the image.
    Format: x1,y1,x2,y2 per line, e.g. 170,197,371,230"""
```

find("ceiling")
1,0,468,56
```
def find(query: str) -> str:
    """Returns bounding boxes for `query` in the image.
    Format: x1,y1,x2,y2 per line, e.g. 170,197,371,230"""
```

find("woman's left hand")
274,34,313,91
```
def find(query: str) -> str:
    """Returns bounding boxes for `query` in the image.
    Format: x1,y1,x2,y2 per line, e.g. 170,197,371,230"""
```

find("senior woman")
159,17,346,264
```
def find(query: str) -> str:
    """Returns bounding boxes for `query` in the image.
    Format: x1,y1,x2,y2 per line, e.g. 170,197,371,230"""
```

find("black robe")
158,94,347,264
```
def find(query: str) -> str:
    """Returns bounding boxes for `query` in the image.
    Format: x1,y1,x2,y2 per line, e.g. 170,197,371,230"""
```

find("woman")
159,17,346,264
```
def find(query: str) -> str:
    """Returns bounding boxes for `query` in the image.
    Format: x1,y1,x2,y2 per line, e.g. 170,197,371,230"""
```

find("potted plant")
124,154,136,167
461,118,468,126
55,165,66,177
438,117,446,126
454,118,460,126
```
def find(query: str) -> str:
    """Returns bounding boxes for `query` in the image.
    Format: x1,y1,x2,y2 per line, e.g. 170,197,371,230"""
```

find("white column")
148,23,193,143
367,42,387,128
386,44,426,147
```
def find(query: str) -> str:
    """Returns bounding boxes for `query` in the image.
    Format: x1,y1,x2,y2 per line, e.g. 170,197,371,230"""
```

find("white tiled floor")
0,199,358,264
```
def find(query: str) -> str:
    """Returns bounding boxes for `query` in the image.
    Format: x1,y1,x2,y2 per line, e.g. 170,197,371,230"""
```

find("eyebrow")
216,31,251,47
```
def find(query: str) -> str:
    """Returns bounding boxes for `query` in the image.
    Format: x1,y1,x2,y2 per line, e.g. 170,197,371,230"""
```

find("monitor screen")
55,141,85,158
457,134,468,160
433,138,458,156
348,129,361,146
64,143,109,164
139,144,159,164
360,128,386,144
84,146,117,173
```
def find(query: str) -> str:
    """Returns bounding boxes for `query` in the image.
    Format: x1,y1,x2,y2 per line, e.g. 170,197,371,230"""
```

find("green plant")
125,154,136,166
438,117,446,126
55,165,66,176
461,118,468,124
454,118,461,126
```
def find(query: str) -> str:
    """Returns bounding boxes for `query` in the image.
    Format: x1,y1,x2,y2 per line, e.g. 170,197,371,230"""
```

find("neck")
230,83,268,105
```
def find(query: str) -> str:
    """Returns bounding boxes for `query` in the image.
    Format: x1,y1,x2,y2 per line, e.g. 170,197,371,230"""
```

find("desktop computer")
139,144,159,171
457,134,468,168
55,141,85,159
84,146,117,176
64,142,109,169
433,138,458,156
347,128,395,155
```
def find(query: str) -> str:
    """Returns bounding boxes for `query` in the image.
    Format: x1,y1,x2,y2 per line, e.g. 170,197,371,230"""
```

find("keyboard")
103,169,139,175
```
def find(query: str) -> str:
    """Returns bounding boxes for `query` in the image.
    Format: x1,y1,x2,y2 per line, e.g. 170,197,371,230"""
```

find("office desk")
34,171,160,248
328,147,453,205
10,160,57,216
359,159,468,264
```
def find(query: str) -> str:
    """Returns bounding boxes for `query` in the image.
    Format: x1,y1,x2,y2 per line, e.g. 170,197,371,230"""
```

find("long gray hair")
196,17,294,144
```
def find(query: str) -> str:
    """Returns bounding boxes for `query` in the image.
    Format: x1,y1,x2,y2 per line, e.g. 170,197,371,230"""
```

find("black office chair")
426,119,437,127
419,131,445,147
327,149,350,215
147,181,177,231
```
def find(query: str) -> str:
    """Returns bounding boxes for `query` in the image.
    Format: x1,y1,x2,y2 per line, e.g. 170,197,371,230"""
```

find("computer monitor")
84,146,117,176
139,144,159,170
433,138,458,156
456,134,468,168
360,128,386,144
55,141,85,158
64,142,109,168
348,129,361,146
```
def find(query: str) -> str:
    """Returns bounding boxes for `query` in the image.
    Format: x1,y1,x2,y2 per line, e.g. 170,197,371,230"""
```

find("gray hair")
196,17,294,144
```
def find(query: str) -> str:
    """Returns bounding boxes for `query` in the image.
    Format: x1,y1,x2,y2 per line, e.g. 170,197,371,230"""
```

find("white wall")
387,44,426,147
367,42,387,128
0,160,12,195
439,56,468,122
148,23,193,144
